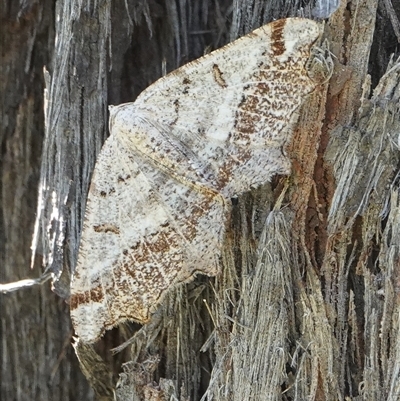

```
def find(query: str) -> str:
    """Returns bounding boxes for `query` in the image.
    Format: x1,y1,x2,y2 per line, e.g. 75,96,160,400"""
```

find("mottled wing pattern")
127,18,322,197
71,18,323,342
71,130,228,342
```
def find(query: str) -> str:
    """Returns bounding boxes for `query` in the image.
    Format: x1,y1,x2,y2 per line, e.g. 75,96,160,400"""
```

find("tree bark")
1,1,95,399
2,0,400,400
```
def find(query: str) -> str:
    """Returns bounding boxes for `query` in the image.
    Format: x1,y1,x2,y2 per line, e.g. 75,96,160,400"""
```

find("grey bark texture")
1,0,400,400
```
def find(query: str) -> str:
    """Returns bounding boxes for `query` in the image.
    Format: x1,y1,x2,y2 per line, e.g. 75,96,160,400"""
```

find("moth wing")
70,131,227,343
112,18,322,197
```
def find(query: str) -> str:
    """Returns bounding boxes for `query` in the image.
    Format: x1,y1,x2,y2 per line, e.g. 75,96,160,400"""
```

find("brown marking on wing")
232,39,314,148
70,285,104,309
72,190,222,318
117,174,131,183
270,19,286,56
93,224,120,234
127,229,181,265
100,188,115,196
217,149,252,190
212,64,227,88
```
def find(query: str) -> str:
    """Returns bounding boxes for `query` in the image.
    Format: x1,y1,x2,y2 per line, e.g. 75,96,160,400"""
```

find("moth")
70,18,324,343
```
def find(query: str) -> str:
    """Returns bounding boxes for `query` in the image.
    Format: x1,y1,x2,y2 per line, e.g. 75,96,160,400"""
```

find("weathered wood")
0,1,95,400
